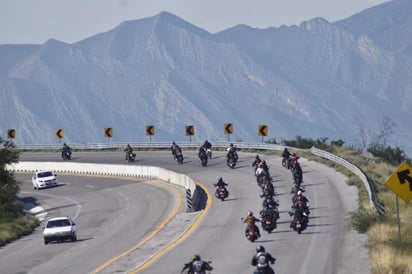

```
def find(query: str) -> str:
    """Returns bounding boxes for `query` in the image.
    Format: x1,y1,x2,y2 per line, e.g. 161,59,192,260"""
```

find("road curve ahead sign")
224,123,234,135
146,125,155,136
385,162,412,203
104,128,113,138
185,125,195,136
7,129,16,139
55,129,64,139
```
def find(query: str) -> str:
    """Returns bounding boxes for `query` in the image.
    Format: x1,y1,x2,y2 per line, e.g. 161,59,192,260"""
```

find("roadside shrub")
350,208,382,233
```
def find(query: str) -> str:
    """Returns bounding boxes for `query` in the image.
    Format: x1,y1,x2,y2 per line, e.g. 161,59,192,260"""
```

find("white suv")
43,216,77,245
32,170,57,190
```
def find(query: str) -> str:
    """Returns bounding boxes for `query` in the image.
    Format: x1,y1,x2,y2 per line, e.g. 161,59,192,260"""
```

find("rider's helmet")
256,245,265,253
172,141,176,144
230,143,234,147
218,177,223,182
192,254,201,261
297,190,302,196
256,155,260,159
248,211,253,216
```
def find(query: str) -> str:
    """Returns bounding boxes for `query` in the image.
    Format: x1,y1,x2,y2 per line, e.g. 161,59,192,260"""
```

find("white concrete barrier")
7,162,199,211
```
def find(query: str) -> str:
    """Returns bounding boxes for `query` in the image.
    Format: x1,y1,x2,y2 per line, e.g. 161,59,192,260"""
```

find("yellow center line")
129,182,212,273
91,179,183,273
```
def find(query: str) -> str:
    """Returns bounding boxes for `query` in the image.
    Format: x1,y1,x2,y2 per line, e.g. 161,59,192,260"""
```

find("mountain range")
1,0,411,156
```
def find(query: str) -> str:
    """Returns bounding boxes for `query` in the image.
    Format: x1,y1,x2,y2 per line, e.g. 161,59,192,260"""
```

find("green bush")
350,208,382,233
0,217,39,247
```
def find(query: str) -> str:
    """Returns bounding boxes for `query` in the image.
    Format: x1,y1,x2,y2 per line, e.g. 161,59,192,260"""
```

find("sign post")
55,129,64,144
146,125,155,142
104,128,113,144
385,161,412,243
7,129,16,140
258,125,268,143
224,123,233,142
185,125,195,142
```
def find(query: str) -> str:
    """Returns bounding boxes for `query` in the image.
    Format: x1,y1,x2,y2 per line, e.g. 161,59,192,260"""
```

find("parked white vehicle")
43,216,77,244
32,170,57,190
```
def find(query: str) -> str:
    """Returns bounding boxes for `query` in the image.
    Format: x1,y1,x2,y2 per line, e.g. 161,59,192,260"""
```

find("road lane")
12,150,370,274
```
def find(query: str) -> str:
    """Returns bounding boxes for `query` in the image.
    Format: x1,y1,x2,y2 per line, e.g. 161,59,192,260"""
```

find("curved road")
3,150,369,274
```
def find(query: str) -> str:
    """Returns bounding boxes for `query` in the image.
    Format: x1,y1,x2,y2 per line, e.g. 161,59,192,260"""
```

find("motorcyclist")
226,143,239,160
260,181,275,199
181,254,213,274
292,161,303,186
124,144,133,160
214,177,228,198
252,155,262,171
243,211,261,238
171,141,179,159
251,246,276,274
255,164,266,178
293,190,309,206
260,206,276,220
198,146,207,159
203,140,212,150
293,190,310,220
291,152,300,164
61,143,71,159
262,196,279,211
214,177,228,189
282,147,292,162
261,160,270,176
290,203,307,229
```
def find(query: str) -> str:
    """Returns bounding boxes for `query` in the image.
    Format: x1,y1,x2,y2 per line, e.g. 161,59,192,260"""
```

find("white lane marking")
85,185,95,188
0,191,82,263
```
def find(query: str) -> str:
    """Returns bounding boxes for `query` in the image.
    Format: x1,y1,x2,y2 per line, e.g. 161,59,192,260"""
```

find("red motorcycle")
261,215,277,233
246,226,258,242
215,186,229,201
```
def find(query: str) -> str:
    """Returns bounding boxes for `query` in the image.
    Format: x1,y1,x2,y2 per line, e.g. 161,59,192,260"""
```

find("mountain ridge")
1,1,411,156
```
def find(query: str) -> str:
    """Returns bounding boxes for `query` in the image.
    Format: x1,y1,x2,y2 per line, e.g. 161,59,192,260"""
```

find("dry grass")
308,146,412,274
369,244,412,274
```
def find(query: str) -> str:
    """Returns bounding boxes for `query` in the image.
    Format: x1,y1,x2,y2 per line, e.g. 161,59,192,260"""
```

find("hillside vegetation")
0,137,39,247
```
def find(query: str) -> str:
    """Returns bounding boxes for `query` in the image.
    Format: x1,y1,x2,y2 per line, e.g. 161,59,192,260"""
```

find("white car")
43,216,77,244
32,170,58,190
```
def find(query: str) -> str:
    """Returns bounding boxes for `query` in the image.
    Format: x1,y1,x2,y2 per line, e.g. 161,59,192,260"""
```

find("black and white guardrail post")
186,189,193,211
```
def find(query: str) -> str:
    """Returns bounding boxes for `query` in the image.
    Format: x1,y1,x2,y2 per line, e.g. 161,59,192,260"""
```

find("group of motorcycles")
282,150,310,234
253,156,280,235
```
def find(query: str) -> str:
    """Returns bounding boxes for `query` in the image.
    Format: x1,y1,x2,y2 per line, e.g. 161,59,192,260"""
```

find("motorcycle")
214,185,229,201
282,157,291,169
125,151,136,162
176,150,184,164
181,260,213,274
261,214,277,233
290,209,308,234
246,226,259,242
206,148,212,159
227,152,237,169
199,152,208,166
62,150,71,160
291,218,307,234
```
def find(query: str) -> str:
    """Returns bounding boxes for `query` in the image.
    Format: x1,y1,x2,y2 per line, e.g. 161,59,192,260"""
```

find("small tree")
0,137,21,222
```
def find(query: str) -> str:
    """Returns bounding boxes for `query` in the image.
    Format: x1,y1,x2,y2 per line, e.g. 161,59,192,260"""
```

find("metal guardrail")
311,147,384,215
15,141,382,214
15,141,288,151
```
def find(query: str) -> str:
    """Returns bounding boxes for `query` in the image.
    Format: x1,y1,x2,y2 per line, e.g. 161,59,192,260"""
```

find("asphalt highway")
0,150,370,274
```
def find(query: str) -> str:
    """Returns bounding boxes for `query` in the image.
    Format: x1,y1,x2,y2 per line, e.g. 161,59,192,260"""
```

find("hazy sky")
1,0,390,45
